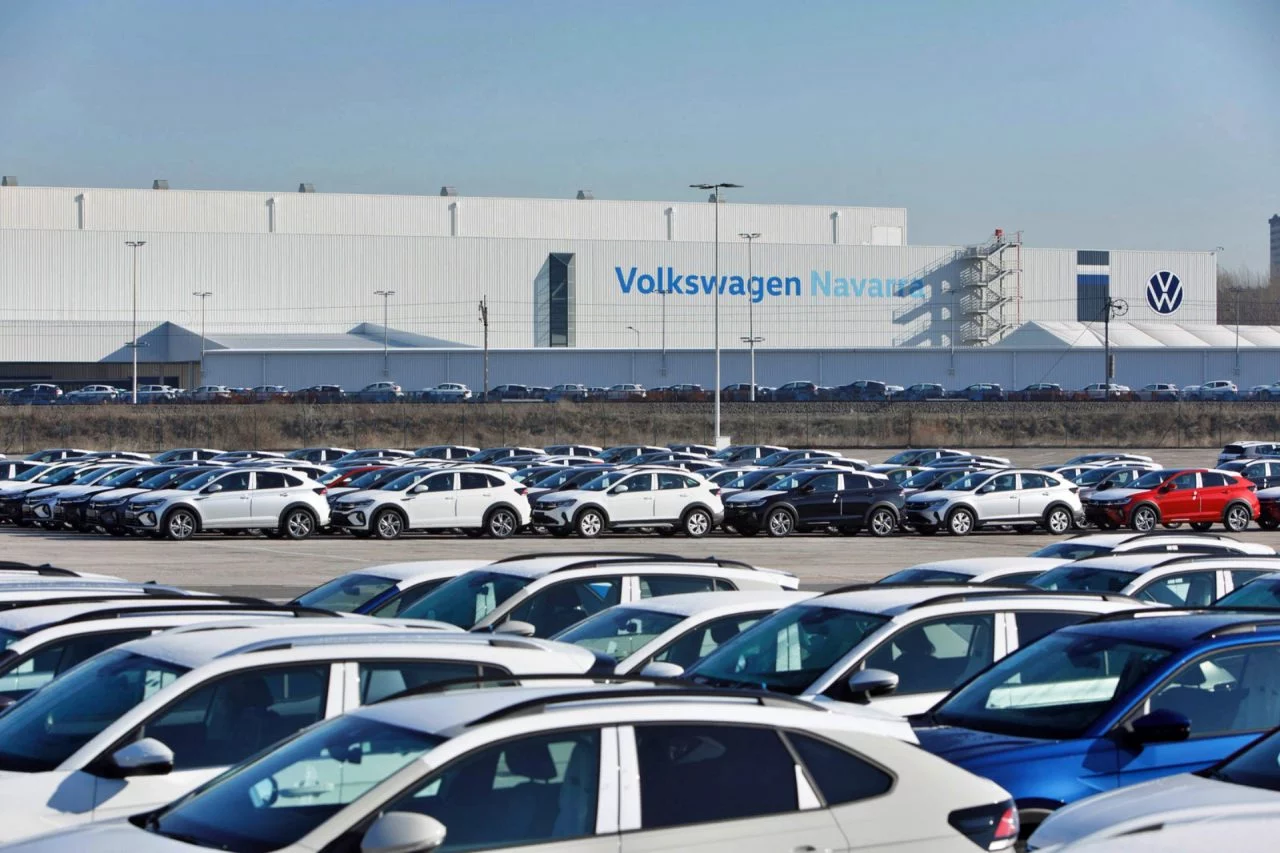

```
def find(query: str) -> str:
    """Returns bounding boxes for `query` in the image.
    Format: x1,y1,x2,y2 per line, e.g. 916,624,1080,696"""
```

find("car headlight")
733,499,767,508
134,498,166,508
341,499,375,508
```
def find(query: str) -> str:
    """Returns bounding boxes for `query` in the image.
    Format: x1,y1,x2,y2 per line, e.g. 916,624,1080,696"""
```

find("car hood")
805,697,918,743
1029,773,1280,849
1087,487,1144,501
90,487,147,503
0,820,190,853
914,724,1052,767
40,484,100,499
127,488,187,503
904,488,953,503
0,483,54,498
725,489,786,503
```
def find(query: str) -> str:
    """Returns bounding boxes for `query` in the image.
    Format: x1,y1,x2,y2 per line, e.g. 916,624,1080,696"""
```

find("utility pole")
739,232,762,401
374,290,396,377
124,241,146,404
691,182,741,446
478,296,489,402
192,291,212,384
1234,288,1242,376
1102,296,1128,392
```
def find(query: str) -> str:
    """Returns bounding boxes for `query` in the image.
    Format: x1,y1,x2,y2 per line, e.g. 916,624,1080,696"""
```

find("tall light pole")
738,232,762,401
124,241,146,404
691,182,741,445
374,290,395,377
625,325,640,384
192,291,212,384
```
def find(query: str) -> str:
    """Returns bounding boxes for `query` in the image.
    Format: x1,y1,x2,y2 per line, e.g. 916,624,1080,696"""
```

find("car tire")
1043,506,1074,535
1259,518,1280,530
914,525,938,536
281,508,317,540
1190,521,1214,532
765,507,795,537
163,508,197,541
1224,503,1253,533
371,509,404,540
575,508,605,538
682,507,713,538
1130,504,1159,532
946,507,976,536
485,507,519,539
736,524,759,537
1161,522,1183,529
867,507,897,537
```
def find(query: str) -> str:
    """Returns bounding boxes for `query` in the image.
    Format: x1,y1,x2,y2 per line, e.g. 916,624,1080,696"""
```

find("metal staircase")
958,230,1020,345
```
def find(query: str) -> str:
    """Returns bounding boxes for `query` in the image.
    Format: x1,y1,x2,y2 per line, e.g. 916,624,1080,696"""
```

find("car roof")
470,554,748,580
904,557,1069,576
605,589,818,617
1065,611,1280,647
352,560,495,582
808,585,1134,616
0,597,272,632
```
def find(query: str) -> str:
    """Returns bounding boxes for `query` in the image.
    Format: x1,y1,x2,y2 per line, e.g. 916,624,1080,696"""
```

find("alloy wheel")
487,509,517,538
285,510,315,539
766,509,794,537
684,509,711,537
166,510,195,541
868,509,896,537
1046,508,1072,534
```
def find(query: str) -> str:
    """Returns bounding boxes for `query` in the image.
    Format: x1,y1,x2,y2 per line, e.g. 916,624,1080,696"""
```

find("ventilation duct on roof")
1,176,16,187
440,186,458,196
576,190,594,200
152,179,169,190
298,183,315,193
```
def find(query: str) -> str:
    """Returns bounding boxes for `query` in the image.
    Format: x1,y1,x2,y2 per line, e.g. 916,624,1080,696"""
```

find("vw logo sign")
1146,270,1183,315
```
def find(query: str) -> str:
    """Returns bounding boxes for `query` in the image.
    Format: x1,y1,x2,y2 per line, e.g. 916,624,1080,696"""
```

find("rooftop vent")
152,179,169,190
576,189,594,200
440,186,458,197
298,183,315,193
1,176,16,187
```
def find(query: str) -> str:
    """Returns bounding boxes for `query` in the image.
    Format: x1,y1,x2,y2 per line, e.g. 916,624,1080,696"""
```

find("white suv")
330,467,530,539
903,468,1083,536
531,467,724,537
0,622,604,844
17,682,1030,853
123,468,330,540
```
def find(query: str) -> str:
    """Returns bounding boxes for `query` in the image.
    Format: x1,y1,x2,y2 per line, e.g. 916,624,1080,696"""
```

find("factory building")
0,180,1261,392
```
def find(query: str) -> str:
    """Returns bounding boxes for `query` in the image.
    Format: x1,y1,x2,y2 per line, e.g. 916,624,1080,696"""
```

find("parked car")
84,465,221,534
329,468,531,540
1200,379,1239,400
1082,382,1131,400
544,383,588,402
61,385,119,405
721,382,766,401
597,444,665,463
773,380,820,402
877,556,1068,586
123,468,330,540
249,384,291,402
1180,384,1203,400
351,381,404,402
412,444,479,460
900,382,948,401
292,384,345,403
604,382,646,401
1255,381,1280,401
1220,458,1280,490
1217,440,1280,465
1135,382,1180,401
954,382,1006,401
1259,486,1280,529
483,383,531,401
187,384,233,402
903,468,1082,535
419,382,472,403
8,384,63,405
152,447,224,464
834,379,890,401
870,448,969,472
1011,383,1066,401
710,443,787,464
1083,468,1259,532
531,467,723,538
724,469,904,538
1029,553,1280,605
667,383,711,402
289,559,492,615
1029,531,1275,561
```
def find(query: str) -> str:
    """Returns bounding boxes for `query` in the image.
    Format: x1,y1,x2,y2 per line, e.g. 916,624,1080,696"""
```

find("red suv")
1086,468,1258,532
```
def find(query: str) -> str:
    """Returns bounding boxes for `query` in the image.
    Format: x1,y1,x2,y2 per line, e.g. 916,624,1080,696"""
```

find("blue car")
914,611,1280,839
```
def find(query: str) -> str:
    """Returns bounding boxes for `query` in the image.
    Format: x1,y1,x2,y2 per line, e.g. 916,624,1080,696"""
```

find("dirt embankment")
1,402,1279,453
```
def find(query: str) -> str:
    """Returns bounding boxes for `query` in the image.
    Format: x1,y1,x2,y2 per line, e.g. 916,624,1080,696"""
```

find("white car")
329,467,530,539
1028,720,1280,849
877,557,1070,586
289,559,495,616
530,467,724,537
554,589,818,673
61,385,119,405
903,468,1083,536
421,382,472,402
682,586,1147,715
1032,814,1280,853
0,622,607,844
1200,379,1239,400
1029,553,1280,605
1134,383,1179,401
123,467,330,540
1029,531,1276,560
6,682,1028,853
187,385,231,402
1218,440,1280,466
1081,382,1130,400
398,553,799,638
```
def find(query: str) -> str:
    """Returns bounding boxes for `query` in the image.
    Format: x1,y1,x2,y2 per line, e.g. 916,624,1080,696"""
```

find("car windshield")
101,467,153,487
1205,727,1280,792
579,471,632,491
177,470,222,491
381,471,430,492
147,714,443,853
877,568,969,584
1214,579,1280,610
902,469,943,489
1075,468,1120,486
1029,542,1109,560
553,607,685,660
933,632,1174,739
0,650,188,773
396,570,531,628
137,468,185,489
291,573,399,612
316,469,346,485
1030,565,1138,593
946,472,992,491
883,450,923,465
686,605,888,694
724,469,773,490
11,465,50,482
1132,470,1173,489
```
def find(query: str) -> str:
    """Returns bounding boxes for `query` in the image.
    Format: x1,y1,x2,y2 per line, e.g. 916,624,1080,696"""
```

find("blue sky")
1,0,1276,270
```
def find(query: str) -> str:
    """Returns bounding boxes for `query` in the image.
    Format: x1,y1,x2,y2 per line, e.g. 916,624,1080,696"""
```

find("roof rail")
821,582,997,597
903,588,1142,609
548,555,758,574
1081,607,1207,623
52,601,336,626
213,626,474,657
1141,554,1280,569
0,593,200,613
0,562,80,577
491,552,683,565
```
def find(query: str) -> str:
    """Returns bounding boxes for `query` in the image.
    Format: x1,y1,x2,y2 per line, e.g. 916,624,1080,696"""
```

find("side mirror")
798,485,814,495
1123,708,1191,746
362,812,447,853
410,484,429,494
98,738,174,779
204,483,223,494
493,620,536,637
611,485,629,494
639,661,685,679
846,668,899,704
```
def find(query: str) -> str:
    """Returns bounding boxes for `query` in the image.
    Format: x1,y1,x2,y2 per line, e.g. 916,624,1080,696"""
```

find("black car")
833,380,890,401
723,469,904,538
285,446,353,464
8,384,63,405
899,383,947,401
485,384,532,401
295,385,346,404
1219,458,1280,491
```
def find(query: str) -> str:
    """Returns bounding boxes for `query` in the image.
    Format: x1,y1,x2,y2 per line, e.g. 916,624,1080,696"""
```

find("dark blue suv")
914,611,1280,838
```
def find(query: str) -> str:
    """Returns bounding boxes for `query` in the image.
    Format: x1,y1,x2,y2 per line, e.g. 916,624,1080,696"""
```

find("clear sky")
2,0,1276,270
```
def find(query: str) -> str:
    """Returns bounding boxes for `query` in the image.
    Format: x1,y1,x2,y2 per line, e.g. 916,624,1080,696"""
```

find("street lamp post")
374,290,396,377
738,232,762,401
124,241,146,404
625,325,640,384
691,182,741,446
192,291,212,384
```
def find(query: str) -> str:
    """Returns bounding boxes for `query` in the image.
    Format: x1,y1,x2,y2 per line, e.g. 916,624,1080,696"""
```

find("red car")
1084,468,1258,532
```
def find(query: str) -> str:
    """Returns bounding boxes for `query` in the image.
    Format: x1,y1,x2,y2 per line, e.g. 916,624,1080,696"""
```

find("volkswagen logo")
1146,270,1183,315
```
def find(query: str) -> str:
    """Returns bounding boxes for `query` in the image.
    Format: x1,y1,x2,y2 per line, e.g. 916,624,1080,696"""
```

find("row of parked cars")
10,377,1278,405
5,441,1280,541
6,531,1280,851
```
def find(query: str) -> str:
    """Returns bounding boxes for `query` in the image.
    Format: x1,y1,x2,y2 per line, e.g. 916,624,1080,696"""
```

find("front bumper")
723,505,769,528
329,507,372,530
903,506,946,527
532,504,574,527
1083,503,1130,525
1259,502,1280,524
123,505,165,530
0,498,26,523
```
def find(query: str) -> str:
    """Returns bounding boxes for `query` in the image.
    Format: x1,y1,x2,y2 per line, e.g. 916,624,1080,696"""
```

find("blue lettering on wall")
614,266,928,300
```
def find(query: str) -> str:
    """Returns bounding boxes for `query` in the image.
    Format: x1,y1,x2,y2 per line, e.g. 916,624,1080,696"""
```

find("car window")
787,733,892,805
657,473,686,490
215,471,251,492
988,473,1017,492
293,573,399,613
458,473,489,490
554,607,685,660
505,577,623,637
1142,645,1280,737
384,729,600,850
635,724,797,829
0,629,154,701
841,474,870,490
1200,472,1229,487
1020,473,1049,490
135,664,329,771
637,574,720,598
651,612,767,669
255,471,287,490
620,474,653,493
368,579,451,618
424,474,455,492
1136,572,1218,607
357,661,500,704
858,614,996,696
1230,570,1271,591
1014,611,1091,647
1171,472,1199,490
808,473,839,492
